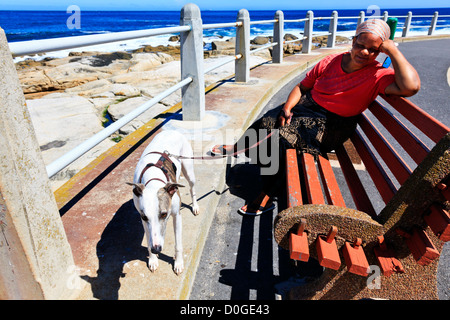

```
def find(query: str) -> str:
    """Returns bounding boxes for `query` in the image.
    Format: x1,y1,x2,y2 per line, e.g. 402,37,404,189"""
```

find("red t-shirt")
300,52,395,117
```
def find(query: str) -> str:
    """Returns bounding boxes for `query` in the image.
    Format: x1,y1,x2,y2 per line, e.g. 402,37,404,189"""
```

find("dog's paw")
174,258,184,275
148,255,159,272
192,203,200,216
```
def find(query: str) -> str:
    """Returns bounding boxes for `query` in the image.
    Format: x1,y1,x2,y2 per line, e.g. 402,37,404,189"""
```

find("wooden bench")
274,94,450,300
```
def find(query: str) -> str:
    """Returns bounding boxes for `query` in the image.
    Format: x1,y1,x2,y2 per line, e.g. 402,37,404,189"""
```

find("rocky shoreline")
17,34,350,190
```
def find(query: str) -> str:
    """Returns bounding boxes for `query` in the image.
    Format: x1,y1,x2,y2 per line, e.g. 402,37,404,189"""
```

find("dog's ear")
126,182,145,197
164,183,184,197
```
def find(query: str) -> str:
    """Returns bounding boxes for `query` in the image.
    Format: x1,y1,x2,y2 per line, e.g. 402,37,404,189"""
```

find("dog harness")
138,151,177,187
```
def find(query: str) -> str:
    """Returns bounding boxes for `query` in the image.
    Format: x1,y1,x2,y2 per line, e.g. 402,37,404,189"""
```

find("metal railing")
4,4,450,178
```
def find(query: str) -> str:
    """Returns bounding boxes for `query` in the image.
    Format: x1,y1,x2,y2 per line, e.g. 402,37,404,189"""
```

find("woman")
212,19,420,215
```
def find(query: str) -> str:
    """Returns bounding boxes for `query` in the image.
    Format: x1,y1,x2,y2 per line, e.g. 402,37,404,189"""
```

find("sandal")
210,144,235,156
238,203,275,216
237,192,275,216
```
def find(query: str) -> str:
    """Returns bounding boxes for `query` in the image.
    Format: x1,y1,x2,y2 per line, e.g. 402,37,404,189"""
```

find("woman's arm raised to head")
381,40,421,97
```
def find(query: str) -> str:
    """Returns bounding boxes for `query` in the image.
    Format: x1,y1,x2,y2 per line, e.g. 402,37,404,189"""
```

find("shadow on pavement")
81,200,148,300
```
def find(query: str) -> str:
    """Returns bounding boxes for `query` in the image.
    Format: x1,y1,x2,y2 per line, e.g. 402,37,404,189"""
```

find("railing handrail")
9,25,192,57
284,18,309,23
203,21,243,29
3,6,449,178
250,19,277,25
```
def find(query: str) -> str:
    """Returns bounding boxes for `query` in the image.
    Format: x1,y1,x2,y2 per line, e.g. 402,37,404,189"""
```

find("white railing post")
357,11,365,27
327,11,338,48
428,11,439,35
383,11,389,22
302,10,313,54
235,9,250,82
180,3,205,121
272,10,284,63
402,11,412,37
0,28,78,300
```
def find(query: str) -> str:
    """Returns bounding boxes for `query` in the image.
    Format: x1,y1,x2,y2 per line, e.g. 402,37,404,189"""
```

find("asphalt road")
190,39,450,300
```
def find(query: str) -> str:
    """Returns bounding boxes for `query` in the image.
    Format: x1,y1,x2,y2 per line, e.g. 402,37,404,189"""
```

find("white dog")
128,130,199,275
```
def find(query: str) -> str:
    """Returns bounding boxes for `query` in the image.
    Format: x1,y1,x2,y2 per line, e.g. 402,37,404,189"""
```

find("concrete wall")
0,28,79,300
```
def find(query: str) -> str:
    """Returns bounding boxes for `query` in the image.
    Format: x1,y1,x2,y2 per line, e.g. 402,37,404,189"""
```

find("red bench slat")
350,131,397,204
335,145,377,219
380,95,450,144
301,153,325,204
317,155,346,207
286,149,303,208
367,101,430,164
358,114,412,185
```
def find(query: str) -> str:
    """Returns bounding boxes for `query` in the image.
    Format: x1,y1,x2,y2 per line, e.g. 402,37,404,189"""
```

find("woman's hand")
379,39,397,55
279,83,310,126
278,108,293,126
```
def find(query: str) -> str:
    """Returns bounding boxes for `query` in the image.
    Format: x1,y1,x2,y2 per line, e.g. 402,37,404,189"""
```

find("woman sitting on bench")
211,18,421,215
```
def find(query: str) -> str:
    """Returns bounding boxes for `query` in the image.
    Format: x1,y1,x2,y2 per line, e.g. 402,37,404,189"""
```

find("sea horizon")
2,7,449,62
1,6,449,11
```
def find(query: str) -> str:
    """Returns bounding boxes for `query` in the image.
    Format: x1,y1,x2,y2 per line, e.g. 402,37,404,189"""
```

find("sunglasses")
352,41,381,55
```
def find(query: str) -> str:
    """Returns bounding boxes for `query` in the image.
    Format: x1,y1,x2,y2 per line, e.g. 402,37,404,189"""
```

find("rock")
65,78,111,95
27,96,102,149
26,95,115,189
19,63,101,94
66,55,132,75
284,33,299,41
89,97,118,114
43,62,102,89
62,77,140,99
211,39,235,51
284,43,302,54
251,36,269,45
109,84,141,97
107,96,168,134
140,84,181,107
168,35,180,42
128,52,174,72
15,58,48,70
63,79,103,97
19,69,54,94
68,51,99,57
17,49,179,97
70,51,132,67
312,35,351,47
132,45,180,59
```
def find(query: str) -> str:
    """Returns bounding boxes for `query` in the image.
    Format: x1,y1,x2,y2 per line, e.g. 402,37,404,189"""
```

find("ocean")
1,7,449,61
